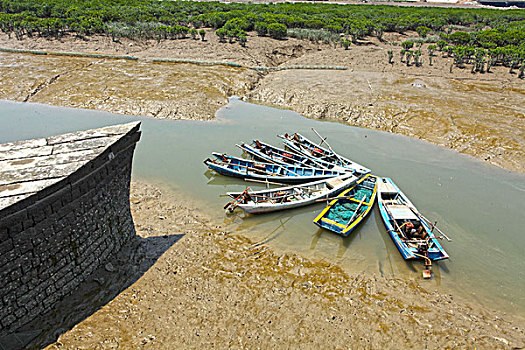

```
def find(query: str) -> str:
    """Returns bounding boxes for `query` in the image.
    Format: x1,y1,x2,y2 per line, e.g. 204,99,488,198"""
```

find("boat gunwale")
279,132,371,175
313,174,378,236
227,173,358,214
377,177,449,261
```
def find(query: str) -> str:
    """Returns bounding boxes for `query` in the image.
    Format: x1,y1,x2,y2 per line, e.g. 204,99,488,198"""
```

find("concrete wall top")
0,122,140,212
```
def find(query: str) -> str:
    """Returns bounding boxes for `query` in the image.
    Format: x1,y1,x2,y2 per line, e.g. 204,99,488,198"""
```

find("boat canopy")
387,205,418,220
378,180,398,194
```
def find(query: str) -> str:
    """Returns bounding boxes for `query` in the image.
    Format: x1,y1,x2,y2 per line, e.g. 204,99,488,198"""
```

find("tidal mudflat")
42,181,524,349
1,31,523,173
1,100,523,349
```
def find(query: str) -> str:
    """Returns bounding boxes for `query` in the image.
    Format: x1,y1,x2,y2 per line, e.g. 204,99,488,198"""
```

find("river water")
1,98,524,317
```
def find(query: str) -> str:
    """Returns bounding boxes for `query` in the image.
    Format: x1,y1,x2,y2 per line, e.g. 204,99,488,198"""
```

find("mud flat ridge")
0,31,523,174
41,180,524,349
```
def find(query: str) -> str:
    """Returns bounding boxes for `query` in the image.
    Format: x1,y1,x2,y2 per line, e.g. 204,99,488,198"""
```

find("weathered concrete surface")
0,122,141,334
0,124,133,210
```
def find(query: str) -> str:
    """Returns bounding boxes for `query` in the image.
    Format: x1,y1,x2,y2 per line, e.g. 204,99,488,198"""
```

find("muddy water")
1,98,524,317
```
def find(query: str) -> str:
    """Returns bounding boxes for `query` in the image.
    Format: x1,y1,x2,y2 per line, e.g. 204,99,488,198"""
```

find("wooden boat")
226,173,357,214
313,174,377,236
237,140,348,172
279,132,370,175
377,177,449,278
203,153,345,184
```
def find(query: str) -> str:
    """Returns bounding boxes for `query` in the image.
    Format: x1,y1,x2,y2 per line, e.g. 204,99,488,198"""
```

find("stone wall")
0,123,141,333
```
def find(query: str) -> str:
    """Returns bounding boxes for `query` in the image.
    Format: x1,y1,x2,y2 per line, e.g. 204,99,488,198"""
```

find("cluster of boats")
204,129,450,278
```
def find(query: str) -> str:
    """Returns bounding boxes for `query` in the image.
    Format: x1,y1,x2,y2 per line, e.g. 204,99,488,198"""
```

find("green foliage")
267,22,287,40
341,38,351,50
326,24,343,34
0,0,523,76
223,17,251,32
287,28,339,44
238,33,247,47
387,50,394,64
413,49,422,67
416,26,430,38
254,21,268,36
226,27,246,43
216,27,227,43
189,28,197,40
374,24,385,41
348,20,370,44
447,31,471,45
427,44,437,56
401,40,414,50
405,50,413,66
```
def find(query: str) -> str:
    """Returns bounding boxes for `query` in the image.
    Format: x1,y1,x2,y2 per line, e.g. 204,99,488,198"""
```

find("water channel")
1,98,524,317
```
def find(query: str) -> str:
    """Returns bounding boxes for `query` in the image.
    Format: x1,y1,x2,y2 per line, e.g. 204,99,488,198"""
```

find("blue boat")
377,177,449,278
313,175,377,236
279,132,371,175
204,153,345,184
237,140,349,172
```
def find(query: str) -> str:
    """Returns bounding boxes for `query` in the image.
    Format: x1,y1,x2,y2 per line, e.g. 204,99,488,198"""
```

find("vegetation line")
0,47,348,71
0,47,138,60
1,0,523,78
150,58,243,67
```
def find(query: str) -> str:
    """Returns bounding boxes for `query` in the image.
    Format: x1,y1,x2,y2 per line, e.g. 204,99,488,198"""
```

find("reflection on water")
0,98,524,317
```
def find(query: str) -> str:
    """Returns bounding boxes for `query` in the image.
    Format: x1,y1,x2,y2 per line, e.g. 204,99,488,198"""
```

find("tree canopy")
1,0,523,77
0,0,524,44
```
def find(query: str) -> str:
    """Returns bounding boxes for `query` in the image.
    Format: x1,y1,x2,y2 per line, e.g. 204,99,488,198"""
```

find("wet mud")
244,34,525,173
0,31,523,173
0,31,525,172
41,181,524,349
0,52,258,120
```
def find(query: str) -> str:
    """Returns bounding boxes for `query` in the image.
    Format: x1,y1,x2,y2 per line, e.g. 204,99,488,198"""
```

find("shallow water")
1,98,524,317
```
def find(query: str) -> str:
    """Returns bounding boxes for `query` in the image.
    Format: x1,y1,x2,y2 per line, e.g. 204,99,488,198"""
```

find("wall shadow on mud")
2,233,184,350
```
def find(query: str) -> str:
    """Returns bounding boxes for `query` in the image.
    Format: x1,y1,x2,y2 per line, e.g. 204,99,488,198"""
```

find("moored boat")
226,173,358,214
204,153,345,184
313,174,377,236
377,177,449,278
237,140,345,171
279,132,370,175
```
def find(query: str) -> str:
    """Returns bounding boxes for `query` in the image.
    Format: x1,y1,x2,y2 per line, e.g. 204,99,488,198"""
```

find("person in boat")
401,221,414,238
414,223,428,239
402,221,427,240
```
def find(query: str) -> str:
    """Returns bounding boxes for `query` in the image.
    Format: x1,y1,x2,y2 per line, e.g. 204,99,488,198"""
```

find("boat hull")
377,177,449,261
279,133,371,175
313,175,377,236
204,153,344,184
228,174,357,214
239,141,344,172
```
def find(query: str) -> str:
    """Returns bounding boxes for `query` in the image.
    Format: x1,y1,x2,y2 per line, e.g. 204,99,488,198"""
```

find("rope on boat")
224,188,251,213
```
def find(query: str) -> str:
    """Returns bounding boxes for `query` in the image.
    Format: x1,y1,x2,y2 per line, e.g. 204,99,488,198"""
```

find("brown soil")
41,180,524,349
0,30,523,173
246,33,525,172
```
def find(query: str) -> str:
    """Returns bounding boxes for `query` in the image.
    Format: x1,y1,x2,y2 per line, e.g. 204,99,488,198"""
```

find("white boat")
279,132,371,175
225,173,358,214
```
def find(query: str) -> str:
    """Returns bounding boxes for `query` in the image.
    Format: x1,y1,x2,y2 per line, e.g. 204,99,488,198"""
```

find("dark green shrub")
268,23,287,40
254,21,268,36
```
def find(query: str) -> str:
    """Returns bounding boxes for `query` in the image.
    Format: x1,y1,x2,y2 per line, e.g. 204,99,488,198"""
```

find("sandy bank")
0,31,523,173
40,180,524,349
